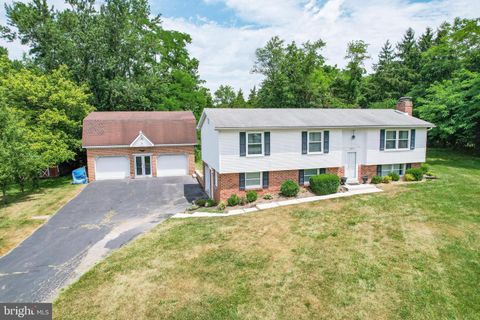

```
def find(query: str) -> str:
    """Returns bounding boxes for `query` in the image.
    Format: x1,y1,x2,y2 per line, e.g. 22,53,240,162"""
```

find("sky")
1,0,479,94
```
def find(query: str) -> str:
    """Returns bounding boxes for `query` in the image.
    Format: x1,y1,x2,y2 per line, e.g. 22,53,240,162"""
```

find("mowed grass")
54,149,480,319
0,177,84,256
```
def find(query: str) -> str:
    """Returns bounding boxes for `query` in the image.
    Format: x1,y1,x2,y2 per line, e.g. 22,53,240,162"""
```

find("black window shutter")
299,170,304,185
319,168,326,174
239,132,246,156
323,131,330,154
406,163,412,169
264,132,270,156
410,129,416,150
380,129,385,151
302,132,307,154
376,165,382,176
262,171,269,188
239,173,245,190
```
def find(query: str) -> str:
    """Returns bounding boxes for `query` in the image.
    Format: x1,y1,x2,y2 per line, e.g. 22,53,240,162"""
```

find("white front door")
156,154,188,177
134,155,152,177
346,152,357,179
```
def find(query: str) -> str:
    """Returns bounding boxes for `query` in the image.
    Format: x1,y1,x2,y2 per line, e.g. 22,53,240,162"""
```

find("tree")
396,28,421,95
344,40,370,106
213,85,236,108
247,86,258,107
418,27,434,52
232,89,247,108
2,0,210,117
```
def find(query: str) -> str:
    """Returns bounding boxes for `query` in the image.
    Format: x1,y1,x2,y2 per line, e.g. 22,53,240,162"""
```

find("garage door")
157,154,188,177
95,156,130,180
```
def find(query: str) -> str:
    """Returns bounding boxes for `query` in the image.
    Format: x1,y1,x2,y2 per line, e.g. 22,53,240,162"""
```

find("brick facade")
86,146,195,181
208,167,343,202
359,162,422,180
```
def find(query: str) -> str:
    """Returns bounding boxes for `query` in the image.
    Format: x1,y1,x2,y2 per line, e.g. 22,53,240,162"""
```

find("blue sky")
1,0,479,93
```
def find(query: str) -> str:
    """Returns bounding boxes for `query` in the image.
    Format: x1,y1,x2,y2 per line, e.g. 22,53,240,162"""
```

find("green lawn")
54,149,480,319
0,177,85,256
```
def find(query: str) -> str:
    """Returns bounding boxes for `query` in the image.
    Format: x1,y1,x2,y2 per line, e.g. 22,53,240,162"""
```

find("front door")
346,152,357,179
135,155,152,177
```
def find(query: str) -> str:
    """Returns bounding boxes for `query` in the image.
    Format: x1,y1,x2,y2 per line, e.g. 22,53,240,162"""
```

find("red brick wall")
86,146,195,181
213,167,343,202
359,163,423,180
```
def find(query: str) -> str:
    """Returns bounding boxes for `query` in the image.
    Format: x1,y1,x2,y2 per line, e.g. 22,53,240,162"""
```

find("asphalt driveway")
0,176,205,303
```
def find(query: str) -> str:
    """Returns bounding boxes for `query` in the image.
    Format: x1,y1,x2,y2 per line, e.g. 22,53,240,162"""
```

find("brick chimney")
396,97,413,116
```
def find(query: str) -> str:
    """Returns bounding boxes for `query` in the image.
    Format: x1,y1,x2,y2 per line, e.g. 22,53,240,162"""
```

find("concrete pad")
277,199,300,206
227,209,245,215
256,202,280,210
243,207,258,213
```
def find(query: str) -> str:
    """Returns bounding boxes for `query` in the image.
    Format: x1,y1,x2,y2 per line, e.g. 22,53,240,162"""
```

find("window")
247,133,263,156
245,172,262,189
380,164,405,176
385,130,409,150
214,171,218,188
304,168,324,184
308,131,322,153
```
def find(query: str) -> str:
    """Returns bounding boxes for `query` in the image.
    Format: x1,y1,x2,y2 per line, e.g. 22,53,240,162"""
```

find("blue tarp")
72,167,88,184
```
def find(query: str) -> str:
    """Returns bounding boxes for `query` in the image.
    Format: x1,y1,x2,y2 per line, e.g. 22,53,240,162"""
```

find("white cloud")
2,0,479,94
166,0,480,93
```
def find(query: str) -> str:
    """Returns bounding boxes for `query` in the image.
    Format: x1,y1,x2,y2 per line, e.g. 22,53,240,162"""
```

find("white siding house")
197,98,434,201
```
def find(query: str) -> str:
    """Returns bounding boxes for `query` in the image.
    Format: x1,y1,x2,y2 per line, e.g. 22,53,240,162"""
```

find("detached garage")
82,111,196,181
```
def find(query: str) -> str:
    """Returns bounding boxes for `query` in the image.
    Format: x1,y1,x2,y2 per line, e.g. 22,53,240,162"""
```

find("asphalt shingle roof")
202,108,434,129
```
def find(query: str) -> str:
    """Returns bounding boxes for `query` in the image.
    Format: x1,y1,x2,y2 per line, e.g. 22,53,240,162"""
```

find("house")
82,111,196,181
198,98,434,202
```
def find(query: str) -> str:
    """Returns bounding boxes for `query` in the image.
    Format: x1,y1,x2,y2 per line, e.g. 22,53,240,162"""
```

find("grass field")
0,177,85,256
54,149,480,319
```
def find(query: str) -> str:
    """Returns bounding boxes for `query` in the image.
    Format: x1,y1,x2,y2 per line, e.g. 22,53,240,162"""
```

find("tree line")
0,0,478,201
214,18,480,151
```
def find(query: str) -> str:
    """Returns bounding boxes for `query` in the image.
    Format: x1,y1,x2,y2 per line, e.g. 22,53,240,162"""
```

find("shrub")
239,196,247,206
404,173,415,181
195,199,206,206
420,163,429,174
406,168,423,181
217,201,226,211
371,176,382,184
382,175,392,183
227,194,240,206
280,179,300,197
246,190,258,203
263,193,273,200
425,170,435,177
205,199,217,207
388,171,400,181
309,174,340,195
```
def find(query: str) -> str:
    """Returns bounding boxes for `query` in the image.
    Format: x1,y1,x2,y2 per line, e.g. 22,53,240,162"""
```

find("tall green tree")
2,0,210,117
232,89,247,108
344,40,370,106
213,85,236,108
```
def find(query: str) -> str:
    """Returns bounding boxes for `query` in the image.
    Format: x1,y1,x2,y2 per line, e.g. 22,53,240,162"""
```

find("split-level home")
82,111,196,181
198,98,434,202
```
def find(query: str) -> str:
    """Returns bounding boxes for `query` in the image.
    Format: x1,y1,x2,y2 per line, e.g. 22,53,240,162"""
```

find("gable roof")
82,111,196,148
198,108,434,129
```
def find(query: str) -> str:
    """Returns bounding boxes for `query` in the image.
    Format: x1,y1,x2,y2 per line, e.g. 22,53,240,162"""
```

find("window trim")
245,172,262,189
384,129,410,151
303,168,322,185
307,131,323,154
246,132,264,157
380,164,406,176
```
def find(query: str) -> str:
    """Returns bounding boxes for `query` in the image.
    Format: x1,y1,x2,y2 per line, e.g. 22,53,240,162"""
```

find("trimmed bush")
371,176,382,184
382,175,392,184
425,170,435,177
195,199,206,206
205,199,217,207
388,171,400,181
406,168,423,181
263,193,273,200
420,163,429,174
246,190,258,203
280,180,300,197
227,194,240,206
404,173,415,181
309,174,340,195
217,201,226,211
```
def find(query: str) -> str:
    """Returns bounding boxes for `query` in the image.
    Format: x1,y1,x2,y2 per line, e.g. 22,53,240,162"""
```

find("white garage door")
95,156,130,180
157,154,188,177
